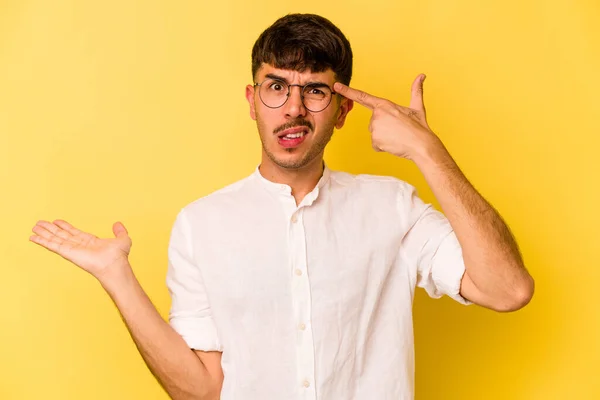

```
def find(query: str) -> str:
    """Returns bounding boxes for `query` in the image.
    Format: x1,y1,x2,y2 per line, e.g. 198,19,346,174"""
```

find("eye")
306,86,325,95
268,81,286,92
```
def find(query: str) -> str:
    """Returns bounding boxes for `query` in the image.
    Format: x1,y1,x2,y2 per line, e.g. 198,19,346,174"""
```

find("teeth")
283,132,305,139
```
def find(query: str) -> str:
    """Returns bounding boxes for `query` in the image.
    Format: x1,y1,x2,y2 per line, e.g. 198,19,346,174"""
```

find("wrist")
412,135,451,167
96,259,135,294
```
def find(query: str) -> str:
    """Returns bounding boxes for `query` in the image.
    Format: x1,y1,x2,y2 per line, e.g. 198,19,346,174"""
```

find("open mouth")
277,127,310,148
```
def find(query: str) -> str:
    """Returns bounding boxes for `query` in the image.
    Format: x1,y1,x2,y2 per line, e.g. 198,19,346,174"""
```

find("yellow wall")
1,0,598,399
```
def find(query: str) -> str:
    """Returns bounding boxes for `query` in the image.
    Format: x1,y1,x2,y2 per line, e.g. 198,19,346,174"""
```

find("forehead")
256,64,335,84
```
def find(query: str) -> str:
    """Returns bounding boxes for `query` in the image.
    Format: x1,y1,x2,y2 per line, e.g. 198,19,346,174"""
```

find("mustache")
273,119,313,135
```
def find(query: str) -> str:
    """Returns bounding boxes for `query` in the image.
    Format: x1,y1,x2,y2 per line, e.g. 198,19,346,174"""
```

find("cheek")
255,112,267,131
313,112,338,133
255,110,276,136
257,107,286,129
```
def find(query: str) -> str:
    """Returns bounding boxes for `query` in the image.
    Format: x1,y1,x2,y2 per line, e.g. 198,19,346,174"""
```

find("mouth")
276,126,310,148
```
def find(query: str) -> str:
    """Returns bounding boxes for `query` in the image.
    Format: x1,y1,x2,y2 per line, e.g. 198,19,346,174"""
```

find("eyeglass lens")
258,79,332,112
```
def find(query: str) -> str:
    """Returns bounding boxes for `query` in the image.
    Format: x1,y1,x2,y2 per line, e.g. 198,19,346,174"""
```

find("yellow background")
1,0,598,399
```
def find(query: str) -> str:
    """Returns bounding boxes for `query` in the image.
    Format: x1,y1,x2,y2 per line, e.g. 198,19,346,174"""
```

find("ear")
335,97,354,129
246,84,257,120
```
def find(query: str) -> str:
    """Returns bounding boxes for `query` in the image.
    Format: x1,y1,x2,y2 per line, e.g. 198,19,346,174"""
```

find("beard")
256,114,336,170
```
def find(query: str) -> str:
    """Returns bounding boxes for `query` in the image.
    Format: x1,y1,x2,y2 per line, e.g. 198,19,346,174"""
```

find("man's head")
246,14,354,170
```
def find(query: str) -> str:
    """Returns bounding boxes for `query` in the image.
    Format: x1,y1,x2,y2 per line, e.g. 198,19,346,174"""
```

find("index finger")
333,82,384,110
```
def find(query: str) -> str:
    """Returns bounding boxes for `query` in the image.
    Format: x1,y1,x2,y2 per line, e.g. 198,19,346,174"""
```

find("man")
30,13,534,400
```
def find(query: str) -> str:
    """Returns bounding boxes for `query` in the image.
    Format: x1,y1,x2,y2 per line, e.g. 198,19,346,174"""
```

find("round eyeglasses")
254,78,336,113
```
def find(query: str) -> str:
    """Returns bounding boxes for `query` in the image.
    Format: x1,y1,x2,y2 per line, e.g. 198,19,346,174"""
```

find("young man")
30,13,534,400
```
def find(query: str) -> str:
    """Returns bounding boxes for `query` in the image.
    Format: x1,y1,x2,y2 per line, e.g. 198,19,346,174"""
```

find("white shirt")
166,164,470,400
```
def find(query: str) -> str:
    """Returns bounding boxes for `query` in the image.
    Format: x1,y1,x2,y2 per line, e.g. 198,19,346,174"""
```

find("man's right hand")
29,219,224,398
30,219,132,280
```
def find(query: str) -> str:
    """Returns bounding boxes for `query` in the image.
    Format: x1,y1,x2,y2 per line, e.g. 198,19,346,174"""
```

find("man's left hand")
334,74,442,161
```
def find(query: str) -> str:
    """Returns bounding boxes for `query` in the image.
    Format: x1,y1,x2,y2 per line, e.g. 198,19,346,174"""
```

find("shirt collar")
253,161,332,196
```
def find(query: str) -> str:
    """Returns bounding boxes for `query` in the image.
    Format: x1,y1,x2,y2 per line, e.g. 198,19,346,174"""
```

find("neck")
259,154,325,205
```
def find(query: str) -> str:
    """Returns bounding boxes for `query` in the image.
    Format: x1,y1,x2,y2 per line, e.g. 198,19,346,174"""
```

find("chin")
275,158,309,170
268,152,311,169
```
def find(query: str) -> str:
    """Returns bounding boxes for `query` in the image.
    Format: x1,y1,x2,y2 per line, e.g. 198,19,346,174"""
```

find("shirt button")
291,214,298,223
294,269,302,276
298,323,306,330
303,380,310,388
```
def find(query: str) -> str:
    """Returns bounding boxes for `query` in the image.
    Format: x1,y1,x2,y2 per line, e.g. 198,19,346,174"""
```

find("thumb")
409,73,426,112
112,221,129,238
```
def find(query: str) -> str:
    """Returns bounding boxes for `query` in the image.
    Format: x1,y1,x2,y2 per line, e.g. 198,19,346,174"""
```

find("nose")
283,85,307,118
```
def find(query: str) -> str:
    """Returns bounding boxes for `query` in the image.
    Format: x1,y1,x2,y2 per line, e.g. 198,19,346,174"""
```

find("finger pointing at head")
333,82,384,110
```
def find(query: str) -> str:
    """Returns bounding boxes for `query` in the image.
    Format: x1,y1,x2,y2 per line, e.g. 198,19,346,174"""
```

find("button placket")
288,207,317,399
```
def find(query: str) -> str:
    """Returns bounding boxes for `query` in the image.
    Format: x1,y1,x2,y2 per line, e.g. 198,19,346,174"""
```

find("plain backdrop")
1,0,598,399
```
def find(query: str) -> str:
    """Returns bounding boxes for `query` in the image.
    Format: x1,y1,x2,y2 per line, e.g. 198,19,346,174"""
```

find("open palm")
30,219,132,278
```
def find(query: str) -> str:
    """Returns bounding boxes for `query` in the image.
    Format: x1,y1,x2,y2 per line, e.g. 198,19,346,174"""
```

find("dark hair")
251,13,353,85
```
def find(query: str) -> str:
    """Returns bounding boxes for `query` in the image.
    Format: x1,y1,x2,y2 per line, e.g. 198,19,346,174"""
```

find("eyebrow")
264,73,330,87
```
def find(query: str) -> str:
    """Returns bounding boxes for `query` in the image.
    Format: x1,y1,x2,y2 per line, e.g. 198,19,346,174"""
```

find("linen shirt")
166,164,470,400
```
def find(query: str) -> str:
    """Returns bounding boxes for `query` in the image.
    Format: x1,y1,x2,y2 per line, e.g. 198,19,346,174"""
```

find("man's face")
246,64,353,170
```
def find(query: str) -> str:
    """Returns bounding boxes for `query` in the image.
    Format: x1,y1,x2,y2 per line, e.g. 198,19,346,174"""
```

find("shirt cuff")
432,230,473,305
169,316,224,352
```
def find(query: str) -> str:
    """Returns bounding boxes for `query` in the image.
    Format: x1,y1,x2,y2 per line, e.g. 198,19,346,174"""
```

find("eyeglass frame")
253,78,338,113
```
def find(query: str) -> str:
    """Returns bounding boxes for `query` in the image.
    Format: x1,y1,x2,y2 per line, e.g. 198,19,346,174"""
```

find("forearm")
412,138,534,308
97,263,220,400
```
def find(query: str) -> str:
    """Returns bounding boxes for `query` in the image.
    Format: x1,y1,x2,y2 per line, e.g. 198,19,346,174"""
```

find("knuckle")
373,108,386,117
388,107,402,117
